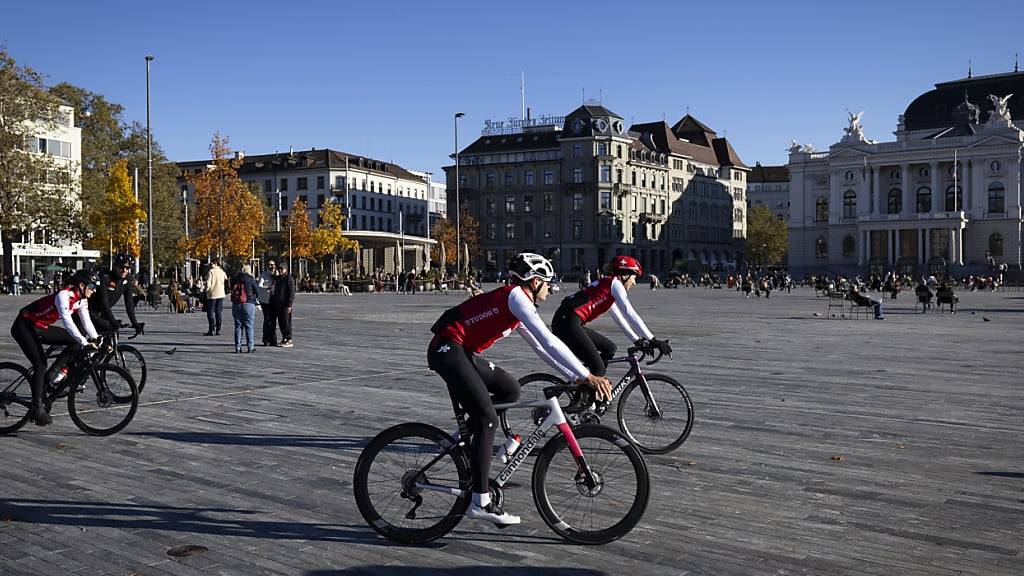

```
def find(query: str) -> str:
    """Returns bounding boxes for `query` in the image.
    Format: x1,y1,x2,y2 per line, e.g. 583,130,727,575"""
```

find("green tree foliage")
745,204,788,267
0,47,80,276
310,201,359,267
48,82,183,269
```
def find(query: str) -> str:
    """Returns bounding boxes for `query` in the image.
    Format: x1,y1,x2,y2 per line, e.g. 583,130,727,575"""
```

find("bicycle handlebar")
625,343,670,366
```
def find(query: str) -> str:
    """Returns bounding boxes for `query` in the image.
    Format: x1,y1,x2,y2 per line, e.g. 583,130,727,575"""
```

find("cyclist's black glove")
649,337,672,356
132,322,145,336
633,338,649,351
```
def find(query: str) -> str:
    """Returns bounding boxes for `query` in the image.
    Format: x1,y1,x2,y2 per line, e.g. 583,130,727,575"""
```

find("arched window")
989,233,1004,256
843,190,857,218
699,203,708,221
945,185,961,211
710,205,719,222
888,189,902,214
815,197,828,222
916,187,931,213
988,182,1005,213
842,235,856,257
815,238,828,259
688,201,697,220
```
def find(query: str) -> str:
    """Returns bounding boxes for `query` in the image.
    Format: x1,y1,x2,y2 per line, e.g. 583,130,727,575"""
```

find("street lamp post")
454,112,464,278
182,189,190,279
145,55,154,285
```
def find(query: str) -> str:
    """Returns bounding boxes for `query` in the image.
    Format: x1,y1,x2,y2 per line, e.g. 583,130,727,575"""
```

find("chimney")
235,150,245,161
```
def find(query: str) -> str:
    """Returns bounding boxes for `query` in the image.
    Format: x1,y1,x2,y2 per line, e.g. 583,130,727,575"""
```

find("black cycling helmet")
113,253,134,268
70,269,100,289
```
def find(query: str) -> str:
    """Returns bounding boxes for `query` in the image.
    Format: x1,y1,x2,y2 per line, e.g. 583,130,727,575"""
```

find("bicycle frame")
604,353,663,419
413,393,597,498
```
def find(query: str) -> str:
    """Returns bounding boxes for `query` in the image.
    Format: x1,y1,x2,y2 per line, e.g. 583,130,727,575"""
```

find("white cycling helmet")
508,252,555,282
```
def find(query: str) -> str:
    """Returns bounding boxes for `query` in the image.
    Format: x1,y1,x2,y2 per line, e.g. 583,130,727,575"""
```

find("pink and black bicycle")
353,384,650,545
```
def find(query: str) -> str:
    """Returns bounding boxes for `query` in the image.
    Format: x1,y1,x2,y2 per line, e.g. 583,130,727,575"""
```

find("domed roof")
903,70,1024,131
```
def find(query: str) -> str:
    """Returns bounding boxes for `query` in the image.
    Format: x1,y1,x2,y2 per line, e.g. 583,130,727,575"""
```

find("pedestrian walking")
272,263,296,347
259,260,278,346
230,265,259,353
204,257,229,336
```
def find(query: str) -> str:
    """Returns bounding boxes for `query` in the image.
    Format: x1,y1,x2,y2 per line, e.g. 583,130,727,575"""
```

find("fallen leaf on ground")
830,455,845,461
895,443,905,449
686,460,697,466
55,443,65,449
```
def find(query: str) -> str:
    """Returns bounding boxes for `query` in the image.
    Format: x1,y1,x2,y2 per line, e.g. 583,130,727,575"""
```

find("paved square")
0,285,1021,575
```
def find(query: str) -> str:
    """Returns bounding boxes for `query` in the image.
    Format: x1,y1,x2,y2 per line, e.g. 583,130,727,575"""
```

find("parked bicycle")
354,384,650,545
502,344,693,454
0,346,139,436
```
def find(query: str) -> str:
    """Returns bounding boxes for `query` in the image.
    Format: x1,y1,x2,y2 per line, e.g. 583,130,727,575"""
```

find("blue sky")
4,0,1021,178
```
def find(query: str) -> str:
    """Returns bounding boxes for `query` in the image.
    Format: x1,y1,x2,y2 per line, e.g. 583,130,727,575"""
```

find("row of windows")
459,150,562,165
814,232,1006,259
814,182,1008,221
486,219,671,242
29,137,72,159
260,176,425,199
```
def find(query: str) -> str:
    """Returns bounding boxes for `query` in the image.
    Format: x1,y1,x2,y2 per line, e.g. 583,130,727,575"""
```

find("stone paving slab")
0,285,1021,575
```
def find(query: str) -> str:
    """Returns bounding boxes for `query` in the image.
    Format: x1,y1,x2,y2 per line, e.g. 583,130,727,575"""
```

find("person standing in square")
272,264,296,347
259,260,278,346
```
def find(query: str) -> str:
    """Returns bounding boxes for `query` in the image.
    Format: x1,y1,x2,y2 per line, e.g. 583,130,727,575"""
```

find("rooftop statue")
985,93,1014,127
843,110,866,141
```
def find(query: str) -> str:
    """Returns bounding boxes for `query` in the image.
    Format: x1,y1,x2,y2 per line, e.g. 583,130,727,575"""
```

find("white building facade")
787,70,1023,277
0,105,100,276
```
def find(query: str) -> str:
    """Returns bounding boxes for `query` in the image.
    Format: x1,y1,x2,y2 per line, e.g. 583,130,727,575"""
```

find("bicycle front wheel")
617,374,694,454
68,364,138,436
533,424,650,545
0,362,32,434
112,344,147,392
353,423,471,544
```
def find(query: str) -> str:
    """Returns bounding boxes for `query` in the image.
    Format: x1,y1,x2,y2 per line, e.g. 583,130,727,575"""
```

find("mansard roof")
179,148,424,182
631,118,747,168
748,163,790,183
903,69,1024,132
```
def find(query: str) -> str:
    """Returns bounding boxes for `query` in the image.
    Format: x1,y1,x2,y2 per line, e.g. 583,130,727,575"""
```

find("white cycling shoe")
467,502,521,525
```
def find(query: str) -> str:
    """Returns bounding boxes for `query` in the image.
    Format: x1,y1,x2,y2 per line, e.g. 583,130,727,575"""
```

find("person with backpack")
230,264,259,353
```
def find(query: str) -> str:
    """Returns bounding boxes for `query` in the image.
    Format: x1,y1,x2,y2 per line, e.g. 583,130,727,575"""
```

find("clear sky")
4,0,1021,178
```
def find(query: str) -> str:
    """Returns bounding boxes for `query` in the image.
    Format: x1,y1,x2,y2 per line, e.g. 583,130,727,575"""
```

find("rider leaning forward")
552,255,672,382
427,253,611,526
10,269,101,426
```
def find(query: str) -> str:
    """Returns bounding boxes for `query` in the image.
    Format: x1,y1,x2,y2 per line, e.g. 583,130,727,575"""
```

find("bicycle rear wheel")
500,373,570,439
112,344,147,392
0,362,32,434
68,364,138,436
532,423,650,544
617,374,694,454
353,423,471,544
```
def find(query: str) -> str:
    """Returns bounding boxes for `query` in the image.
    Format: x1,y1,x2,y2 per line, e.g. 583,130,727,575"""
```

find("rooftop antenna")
582,87,585,104
1015,53,1019,73
598,88,602,104
520,71,526,120
686,105,690,115
968,59,973,79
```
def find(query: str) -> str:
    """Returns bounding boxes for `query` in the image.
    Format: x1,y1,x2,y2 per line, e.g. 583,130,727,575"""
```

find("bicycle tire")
67,364,138,436
0,362,32,434
112,344,147,392
500,373,570,439
617,374,694,454
354,423,471,544
532,423,650,545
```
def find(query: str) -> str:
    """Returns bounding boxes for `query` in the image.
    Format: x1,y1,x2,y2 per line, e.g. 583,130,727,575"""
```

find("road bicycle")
45,322,147,393
502,344,693,454
353,384,650,545
0,347,139,436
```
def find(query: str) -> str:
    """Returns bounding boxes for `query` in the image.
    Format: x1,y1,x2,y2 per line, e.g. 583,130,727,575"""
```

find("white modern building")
747,163,790,223
0,105,100,277
787,69,1023,277
408,169,448,231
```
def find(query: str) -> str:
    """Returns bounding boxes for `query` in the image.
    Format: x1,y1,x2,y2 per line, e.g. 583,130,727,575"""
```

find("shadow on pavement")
976,471,1024,479
308,568,608,576
130,431,371,450
0,499,376,543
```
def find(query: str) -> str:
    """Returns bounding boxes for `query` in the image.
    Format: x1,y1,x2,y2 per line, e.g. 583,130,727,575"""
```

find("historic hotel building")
787,69,1023,277
445,104,748,278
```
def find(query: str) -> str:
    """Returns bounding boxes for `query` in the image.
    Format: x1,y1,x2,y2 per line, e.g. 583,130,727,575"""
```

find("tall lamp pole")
182,189,190,279
454,112,464,277
145,55,154,285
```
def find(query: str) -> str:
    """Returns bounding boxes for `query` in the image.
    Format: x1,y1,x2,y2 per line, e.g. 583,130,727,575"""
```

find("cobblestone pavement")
0,285,1021,575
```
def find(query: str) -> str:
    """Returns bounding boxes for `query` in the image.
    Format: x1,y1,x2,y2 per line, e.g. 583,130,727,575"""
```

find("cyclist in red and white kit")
10,270,101,426
428,253,611,526
552,256,672,380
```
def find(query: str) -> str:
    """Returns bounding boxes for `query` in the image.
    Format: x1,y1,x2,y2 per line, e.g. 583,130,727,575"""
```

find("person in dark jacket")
259,260,278,346
88,253,143,335
271,264,296,348
231,264,260,353
848,285,885,320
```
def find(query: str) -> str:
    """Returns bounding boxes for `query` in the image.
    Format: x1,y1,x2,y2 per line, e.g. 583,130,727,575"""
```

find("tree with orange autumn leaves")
183,133,265,258
86,159,146,257
429,208,479,269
